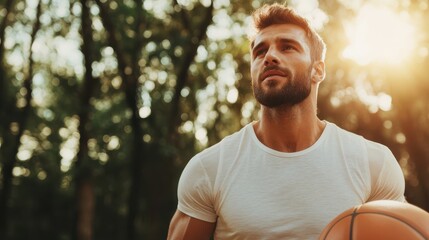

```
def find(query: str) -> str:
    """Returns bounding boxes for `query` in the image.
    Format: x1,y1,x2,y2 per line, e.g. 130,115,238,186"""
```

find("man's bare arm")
167,210,216,240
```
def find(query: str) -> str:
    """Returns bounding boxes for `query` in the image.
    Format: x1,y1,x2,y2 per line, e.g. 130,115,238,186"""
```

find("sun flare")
342,4,416,65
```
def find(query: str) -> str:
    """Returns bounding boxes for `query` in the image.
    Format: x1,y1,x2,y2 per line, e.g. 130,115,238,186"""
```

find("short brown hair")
249,3,326,62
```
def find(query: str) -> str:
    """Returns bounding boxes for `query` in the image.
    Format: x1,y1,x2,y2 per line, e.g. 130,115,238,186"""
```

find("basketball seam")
321,210,428,240
322,207,359,240
322,215,349,240
349,208,358,240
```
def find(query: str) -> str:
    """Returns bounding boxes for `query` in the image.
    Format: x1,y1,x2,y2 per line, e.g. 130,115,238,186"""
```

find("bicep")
168,210,216,240
368,145,406,202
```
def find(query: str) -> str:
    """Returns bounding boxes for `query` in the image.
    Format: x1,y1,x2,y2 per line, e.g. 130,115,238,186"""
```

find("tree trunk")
0,1,40,238
76,179,95,240
168,1,214,137
93,1,145,239
0,0,15,117
150,2,214,239
73,0,97,239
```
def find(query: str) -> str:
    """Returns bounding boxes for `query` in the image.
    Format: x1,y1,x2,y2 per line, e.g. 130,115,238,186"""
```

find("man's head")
249,3,326,63
248,3,327,109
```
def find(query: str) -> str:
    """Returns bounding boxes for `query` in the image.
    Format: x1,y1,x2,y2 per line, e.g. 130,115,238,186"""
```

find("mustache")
259,66,292,82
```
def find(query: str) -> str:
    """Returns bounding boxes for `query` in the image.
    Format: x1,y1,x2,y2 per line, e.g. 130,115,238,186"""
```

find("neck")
253,99,326,152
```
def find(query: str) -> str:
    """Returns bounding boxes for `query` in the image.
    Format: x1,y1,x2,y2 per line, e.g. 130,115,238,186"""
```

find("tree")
73,0,98,239
0,1,428,239
0,1,41,237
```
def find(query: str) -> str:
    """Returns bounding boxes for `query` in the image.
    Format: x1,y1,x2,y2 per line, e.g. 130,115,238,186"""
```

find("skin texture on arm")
167,210,216,240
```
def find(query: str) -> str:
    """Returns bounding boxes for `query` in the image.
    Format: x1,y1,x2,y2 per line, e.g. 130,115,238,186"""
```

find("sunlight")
343,4,416,65
290,0,328,31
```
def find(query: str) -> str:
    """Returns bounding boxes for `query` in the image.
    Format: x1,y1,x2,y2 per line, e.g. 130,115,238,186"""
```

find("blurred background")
0,0,428,239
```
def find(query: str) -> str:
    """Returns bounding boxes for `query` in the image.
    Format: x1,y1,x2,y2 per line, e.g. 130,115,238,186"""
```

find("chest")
213,155,368,239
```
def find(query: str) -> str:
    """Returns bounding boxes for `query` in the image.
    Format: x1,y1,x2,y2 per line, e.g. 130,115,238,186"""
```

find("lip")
260,69,287,81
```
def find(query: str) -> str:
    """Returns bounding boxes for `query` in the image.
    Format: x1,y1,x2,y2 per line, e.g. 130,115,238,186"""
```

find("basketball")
319,200,429,240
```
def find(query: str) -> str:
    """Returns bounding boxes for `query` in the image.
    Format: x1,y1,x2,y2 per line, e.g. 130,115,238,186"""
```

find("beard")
253,65,312,108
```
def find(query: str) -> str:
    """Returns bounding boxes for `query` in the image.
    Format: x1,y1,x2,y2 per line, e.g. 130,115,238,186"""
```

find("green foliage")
0,0,428,239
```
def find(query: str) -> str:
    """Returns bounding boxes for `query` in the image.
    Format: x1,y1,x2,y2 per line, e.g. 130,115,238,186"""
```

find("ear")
311,60,325,84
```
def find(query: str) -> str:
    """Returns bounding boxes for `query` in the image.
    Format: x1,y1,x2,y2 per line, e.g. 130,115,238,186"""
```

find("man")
168,3,406,239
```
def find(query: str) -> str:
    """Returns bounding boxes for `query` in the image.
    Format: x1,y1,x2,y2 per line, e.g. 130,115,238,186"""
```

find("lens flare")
343,4,416,65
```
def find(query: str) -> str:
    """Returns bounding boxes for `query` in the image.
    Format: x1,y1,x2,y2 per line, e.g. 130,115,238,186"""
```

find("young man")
168,3,406,239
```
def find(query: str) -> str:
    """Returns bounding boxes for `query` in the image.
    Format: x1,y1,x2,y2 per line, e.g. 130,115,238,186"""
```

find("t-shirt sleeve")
177,155,217,223
367,142,406,202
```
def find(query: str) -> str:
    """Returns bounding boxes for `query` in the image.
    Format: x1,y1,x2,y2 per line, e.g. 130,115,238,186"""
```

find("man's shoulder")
199,124,252,154
183,123,253,182
327,122,364,141
328,121,390,152
193,123,253,159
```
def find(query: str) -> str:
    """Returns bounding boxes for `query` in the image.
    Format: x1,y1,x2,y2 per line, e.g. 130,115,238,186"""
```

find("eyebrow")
277,38,303,49
251,41,265,55
252,37,303,55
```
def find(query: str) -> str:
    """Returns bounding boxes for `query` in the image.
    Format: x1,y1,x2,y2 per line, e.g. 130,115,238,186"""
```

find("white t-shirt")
177,121,406,239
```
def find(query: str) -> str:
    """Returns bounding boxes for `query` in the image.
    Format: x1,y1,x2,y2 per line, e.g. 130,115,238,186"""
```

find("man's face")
250,24,314,108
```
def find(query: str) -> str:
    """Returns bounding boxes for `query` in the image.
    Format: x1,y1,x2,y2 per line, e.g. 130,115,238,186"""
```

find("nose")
264,48,280,66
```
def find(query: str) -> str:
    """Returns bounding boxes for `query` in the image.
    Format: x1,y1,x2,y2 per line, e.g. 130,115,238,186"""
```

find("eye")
253,48,266,58
281,45,296,51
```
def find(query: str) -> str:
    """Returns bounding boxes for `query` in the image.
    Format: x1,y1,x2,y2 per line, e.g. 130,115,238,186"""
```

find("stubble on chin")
252,68,312,108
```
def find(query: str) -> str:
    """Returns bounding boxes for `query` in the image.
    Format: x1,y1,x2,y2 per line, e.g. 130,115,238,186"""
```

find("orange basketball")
319,200,429,240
